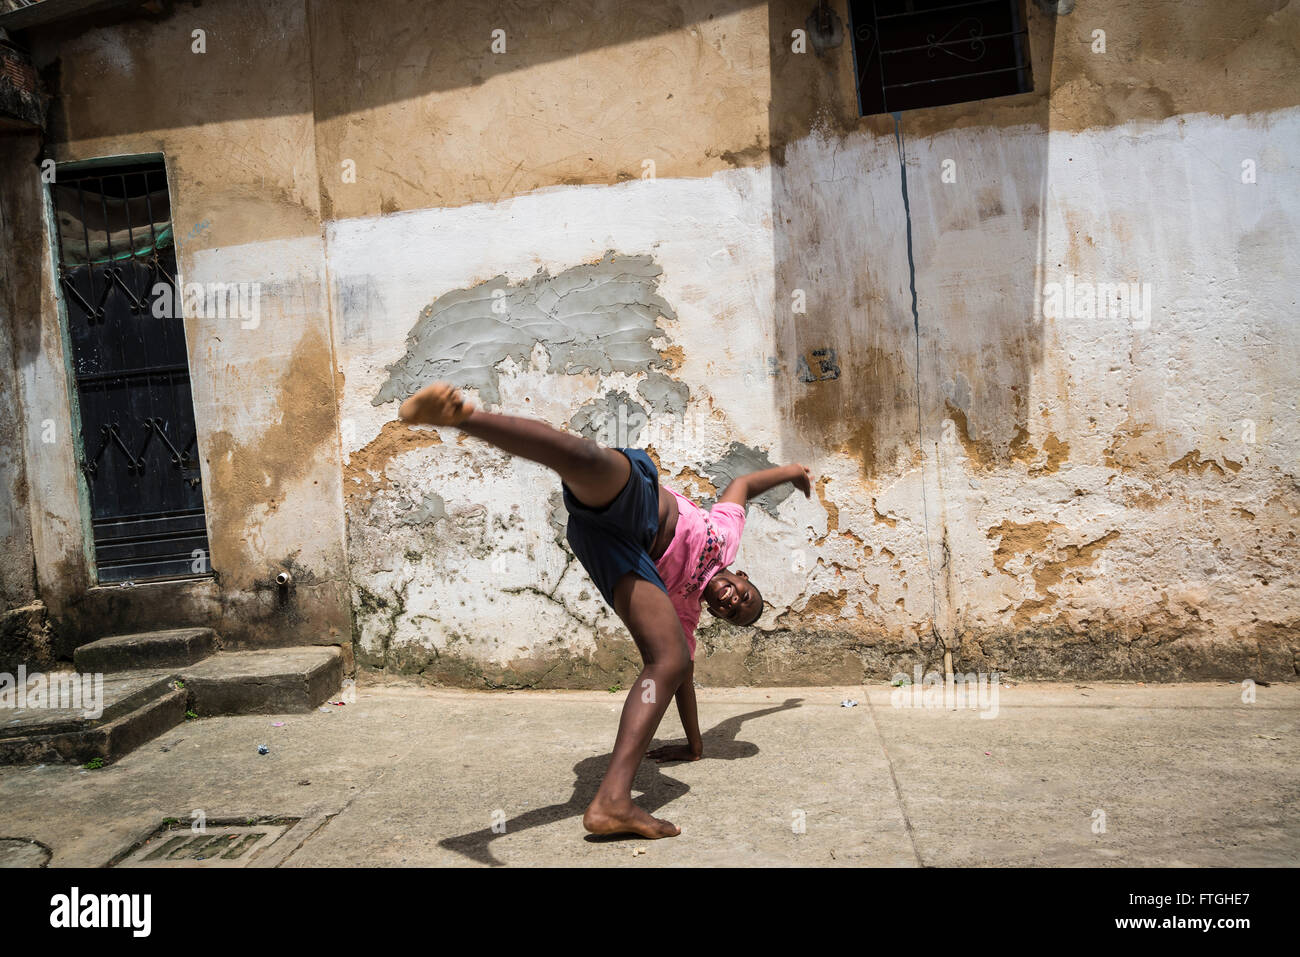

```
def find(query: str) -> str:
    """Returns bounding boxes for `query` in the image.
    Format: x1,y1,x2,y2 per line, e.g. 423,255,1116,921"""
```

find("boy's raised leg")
400,383,688,838
400,382,631,508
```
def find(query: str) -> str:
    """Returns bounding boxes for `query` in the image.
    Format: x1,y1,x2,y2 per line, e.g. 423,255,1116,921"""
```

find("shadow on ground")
438,697,803,865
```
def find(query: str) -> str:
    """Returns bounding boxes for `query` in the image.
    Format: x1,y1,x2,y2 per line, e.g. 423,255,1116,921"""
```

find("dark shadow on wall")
22,0,1291,139
765,0,1059,641
25,0,770,136
437,698,801,866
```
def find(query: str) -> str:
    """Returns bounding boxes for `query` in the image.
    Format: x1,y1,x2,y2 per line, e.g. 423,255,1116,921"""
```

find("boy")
399,382,812,839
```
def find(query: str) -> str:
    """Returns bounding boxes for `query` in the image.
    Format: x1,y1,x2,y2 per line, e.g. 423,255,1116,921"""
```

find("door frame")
42,151,214,586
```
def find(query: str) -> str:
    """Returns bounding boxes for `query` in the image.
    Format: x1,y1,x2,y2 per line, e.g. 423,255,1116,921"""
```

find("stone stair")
0,671,186,766
74,627,218,673
1,629,343,766
180,648,344,717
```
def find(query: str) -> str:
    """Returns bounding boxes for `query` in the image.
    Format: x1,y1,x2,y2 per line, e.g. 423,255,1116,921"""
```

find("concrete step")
180,647,344,716
0,670,187,765
74,628,220,674
0,646,346,765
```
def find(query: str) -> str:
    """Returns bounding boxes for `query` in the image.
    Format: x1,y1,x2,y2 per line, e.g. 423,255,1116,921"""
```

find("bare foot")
398,382,474,426
583,798,681,839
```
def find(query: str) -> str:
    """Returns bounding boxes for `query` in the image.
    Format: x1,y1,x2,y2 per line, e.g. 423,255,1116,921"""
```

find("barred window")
847,0,1033,116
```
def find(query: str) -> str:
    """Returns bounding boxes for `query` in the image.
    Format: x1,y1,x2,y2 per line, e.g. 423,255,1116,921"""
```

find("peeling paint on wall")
332,105,1300,685
14,0,1298,684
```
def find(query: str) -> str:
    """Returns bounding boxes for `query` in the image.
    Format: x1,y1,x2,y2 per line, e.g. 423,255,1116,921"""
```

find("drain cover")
114,819,298,868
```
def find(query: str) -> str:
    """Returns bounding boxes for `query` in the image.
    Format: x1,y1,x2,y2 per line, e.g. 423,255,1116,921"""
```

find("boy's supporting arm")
677,662,703,756
649,660,703,762
718,463,812,506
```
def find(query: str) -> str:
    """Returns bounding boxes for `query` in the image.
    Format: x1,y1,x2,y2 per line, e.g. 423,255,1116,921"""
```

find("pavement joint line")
864,691,924,868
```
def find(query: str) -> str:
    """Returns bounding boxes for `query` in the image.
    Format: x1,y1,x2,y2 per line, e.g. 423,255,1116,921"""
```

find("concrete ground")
0,675,1296,867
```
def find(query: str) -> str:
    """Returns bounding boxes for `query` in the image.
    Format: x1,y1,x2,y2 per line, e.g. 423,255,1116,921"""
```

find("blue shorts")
562,448,669,609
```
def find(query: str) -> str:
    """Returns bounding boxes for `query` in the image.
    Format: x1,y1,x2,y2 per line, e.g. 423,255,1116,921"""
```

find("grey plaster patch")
943,373,976,438
547,491,570,547
944,372,972,413
569,390,647,447
374,252,679,407
702,442,794,518
397,492,448,527
637,372,690,417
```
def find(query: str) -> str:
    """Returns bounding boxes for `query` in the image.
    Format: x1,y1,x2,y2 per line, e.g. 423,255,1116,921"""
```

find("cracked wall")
328,1,1299,685
12,0,352,653
328,184,810,684
4,0,1297,682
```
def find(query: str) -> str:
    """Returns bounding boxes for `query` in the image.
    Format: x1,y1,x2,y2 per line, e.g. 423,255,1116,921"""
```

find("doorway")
49,158,211,583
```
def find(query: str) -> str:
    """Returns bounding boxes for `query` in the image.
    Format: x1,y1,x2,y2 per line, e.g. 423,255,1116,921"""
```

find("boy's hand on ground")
647,743,703,763
789,463,813,498
399,382,474,426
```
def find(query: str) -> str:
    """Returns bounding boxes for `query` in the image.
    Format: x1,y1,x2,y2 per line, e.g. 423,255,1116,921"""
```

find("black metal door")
51,161,210,583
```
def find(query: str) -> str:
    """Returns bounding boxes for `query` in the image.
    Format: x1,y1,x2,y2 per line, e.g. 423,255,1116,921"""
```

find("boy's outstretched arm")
718,463,812,507
649,660,703,762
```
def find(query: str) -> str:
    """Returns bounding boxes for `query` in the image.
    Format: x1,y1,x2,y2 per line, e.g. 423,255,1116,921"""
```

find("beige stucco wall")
0,139,50,671
3,0,1296,682
13,0,350,654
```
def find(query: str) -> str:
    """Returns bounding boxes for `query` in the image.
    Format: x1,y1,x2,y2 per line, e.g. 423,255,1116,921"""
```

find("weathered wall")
763,0,1300,682
330,178,793,684
0,136,53,672
15,0,351,655
330,0,1300,684
307,0,771,216
5,0,1297,682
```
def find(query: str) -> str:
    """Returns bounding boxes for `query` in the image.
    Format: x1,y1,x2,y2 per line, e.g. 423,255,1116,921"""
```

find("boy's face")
703,570,762,625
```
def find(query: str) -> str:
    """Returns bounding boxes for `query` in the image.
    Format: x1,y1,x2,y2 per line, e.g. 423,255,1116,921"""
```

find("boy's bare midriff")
649,485,678,561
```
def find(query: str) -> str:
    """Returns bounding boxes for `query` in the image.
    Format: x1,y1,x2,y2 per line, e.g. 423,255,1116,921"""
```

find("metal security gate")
848,0,1033,116
50,159,210,583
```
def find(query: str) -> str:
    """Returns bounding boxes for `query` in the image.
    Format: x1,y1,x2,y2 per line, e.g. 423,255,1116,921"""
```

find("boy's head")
703,569,763,626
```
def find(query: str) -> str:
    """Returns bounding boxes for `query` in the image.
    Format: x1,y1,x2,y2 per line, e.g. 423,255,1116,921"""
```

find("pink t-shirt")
654,488,746,658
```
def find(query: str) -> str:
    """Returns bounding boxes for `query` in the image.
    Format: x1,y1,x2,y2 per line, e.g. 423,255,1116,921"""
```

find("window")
847,0,1033,116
